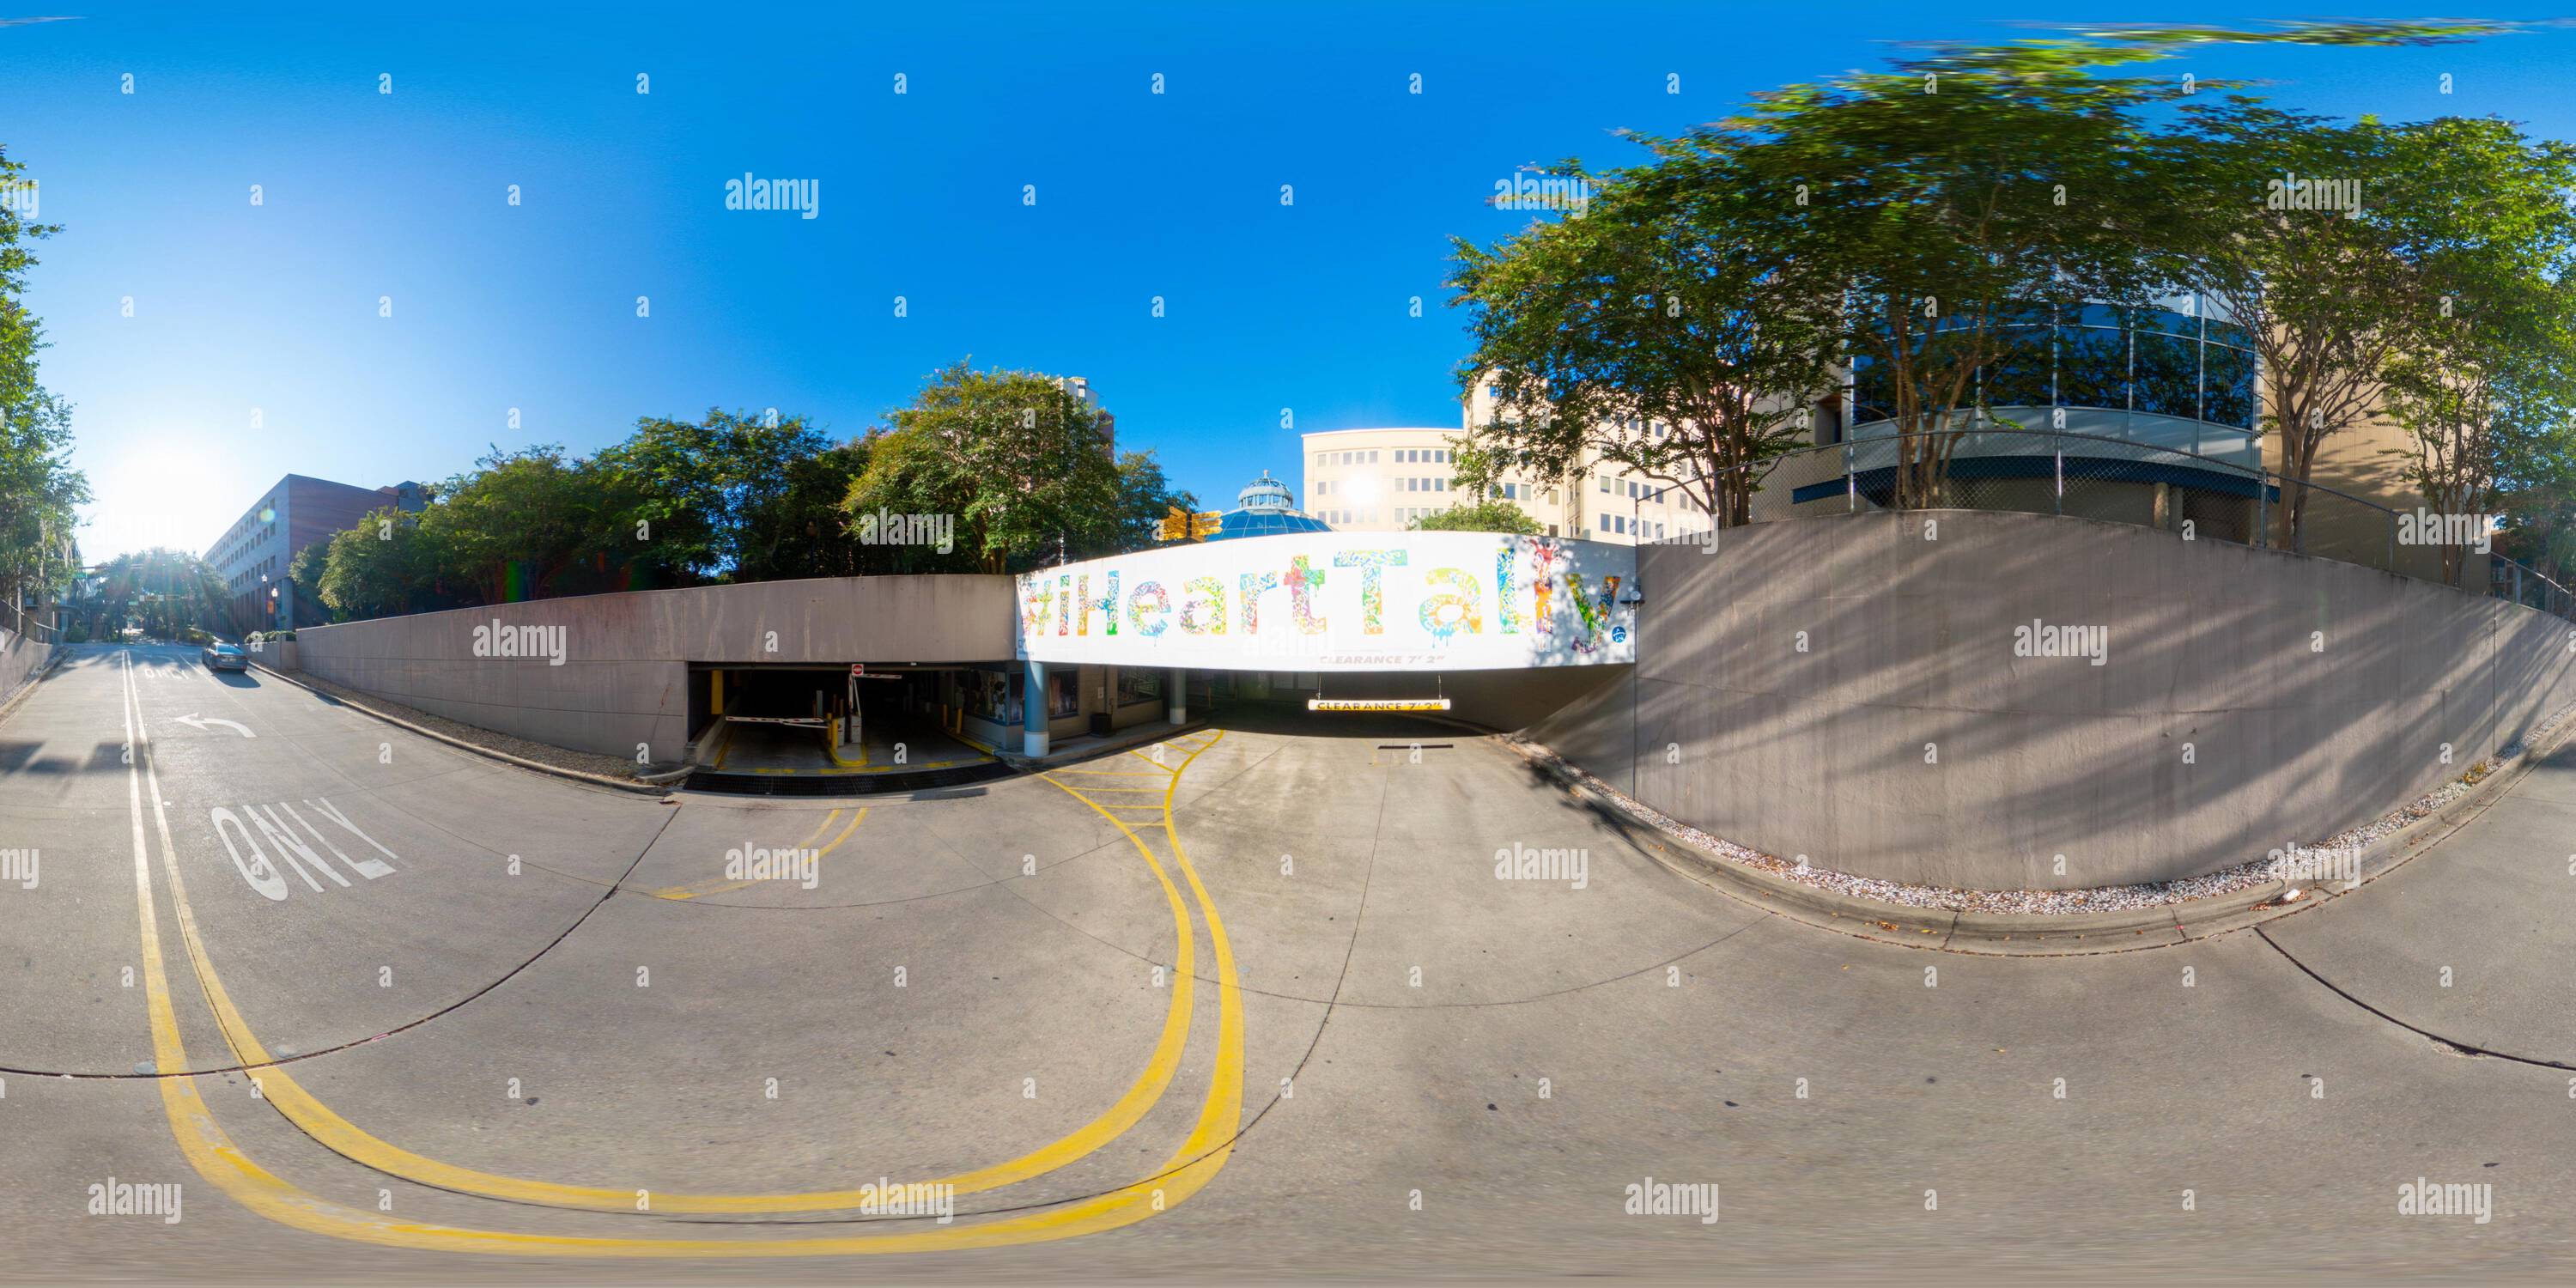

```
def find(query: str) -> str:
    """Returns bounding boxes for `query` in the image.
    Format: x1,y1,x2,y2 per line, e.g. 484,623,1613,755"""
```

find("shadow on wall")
1525,509,2576,890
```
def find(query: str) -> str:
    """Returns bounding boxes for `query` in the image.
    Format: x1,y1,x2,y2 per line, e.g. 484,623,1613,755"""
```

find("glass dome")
1204,471,1335,542
1236,471,1297,513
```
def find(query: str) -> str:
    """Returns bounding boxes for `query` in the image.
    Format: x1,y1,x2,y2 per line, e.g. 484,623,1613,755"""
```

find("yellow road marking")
661,808,867,901
643,809,841,900
120,653,1244,1249
822,726,868,768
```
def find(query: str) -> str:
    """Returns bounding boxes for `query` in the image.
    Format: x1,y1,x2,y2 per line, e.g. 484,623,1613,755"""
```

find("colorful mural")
1016,532,1636,671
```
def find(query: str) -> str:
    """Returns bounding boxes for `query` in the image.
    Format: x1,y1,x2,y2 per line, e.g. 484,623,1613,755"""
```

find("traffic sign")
1157,505,1223,542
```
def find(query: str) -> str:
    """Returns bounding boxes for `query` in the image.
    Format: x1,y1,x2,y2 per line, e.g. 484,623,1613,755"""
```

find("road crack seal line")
2254,926,2576,1072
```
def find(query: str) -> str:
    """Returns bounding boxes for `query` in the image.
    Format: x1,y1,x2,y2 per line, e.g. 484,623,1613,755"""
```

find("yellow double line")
640,808,867,902
118,651,1244,1255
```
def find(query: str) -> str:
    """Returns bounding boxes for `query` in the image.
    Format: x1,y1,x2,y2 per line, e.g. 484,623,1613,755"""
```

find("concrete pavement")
2,643,2571,1280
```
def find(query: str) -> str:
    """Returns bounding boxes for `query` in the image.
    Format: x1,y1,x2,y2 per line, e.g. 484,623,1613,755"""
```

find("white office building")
1299,387,1716,545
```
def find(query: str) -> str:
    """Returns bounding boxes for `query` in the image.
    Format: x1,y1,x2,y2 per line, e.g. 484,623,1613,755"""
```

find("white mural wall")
1016,532,1637,671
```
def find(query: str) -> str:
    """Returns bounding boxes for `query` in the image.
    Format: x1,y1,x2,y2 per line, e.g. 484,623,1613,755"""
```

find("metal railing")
1683,427,2570,618
4,595,58,642
2491,552,2576,622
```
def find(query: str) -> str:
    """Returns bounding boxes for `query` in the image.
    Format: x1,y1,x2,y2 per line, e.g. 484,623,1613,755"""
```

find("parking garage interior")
685,663,999,787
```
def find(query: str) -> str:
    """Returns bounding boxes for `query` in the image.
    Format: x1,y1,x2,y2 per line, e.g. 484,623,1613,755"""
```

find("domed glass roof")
1236,471,1296,513
1204,471,1334,542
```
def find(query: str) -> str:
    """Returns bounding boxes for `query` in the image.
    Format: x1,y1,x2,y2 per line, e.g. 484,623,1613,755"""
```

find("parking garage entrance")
686,663,1005,793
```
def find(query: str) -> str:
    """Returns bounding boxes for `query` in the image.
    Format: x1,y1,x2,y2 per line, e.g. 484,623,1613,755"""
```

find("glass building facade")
1850,295,2258,454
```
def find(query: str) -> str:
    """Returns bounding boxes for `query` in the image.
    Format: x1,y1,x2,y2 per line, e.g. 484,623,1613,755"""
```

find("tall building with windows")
1058,375,1116,454
205,475,427,633
1818,289,2447,571
1399,288,2443,567
1301,422,1716,545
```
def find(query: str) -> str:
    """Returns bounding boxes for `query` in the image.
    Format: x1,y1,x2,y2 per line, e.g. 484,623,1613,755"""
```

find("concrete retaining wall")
292,576,1017,762
1527,509,2576,889
0,626,50,707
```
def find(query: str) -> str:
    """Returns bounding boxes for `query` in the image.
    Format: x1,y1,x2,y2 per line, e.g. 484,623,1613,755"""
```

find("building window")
963,670,1020,724
1115,671,1162,706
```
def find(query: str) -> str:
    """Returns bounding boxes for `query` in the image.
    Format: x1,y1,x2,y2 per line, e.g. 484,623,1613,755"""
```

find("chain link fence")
1714,427,2569,618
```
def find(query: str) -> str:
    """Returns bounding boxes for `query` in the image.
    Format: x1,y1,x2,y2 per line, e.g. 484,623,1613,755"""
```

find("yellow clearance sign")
1156,507,1224,542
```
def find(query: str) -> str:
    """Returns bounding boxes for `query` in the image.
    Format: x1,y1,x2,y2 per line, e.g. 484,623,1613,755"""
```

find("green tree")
1111,450,1197,554
285,538,331,624
843,361,1173,573
1409,501,1541,536
421,445,686,604
312,507,457,621
2381,281,2576,586
2370,119,2576,582
598,408,869,582
2161,107,2439,548
1451,153,1838,526
740,438,875,580
87,549,224,640
0,143,88,628
1720,41,2195,510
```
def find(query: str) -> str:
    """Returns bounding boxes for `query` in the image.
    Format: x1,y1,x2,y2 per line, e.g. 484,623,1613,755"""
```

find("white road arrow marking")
175,714,255,738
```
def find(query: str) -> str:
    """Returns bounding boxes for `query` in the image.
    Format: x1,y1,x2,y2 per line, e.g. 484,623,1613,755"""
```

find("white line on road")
173,714,254,738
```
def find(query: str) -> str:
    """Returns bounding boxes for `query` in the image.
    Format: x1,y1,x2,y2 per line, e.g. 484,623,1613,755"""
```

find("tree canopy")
1448,19,2576,552
841,361,1193,574
0,143,87,628
297,370,1194,623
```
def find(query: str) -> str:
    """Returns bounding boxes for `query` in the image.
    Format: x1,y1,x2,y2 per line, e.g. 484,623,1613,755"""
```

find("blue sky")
7,0,2574,558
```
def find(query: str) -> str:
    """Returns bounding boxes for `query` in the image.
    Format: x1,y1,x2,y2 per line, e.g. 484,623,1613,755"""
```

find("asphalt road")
2,643,2571,1282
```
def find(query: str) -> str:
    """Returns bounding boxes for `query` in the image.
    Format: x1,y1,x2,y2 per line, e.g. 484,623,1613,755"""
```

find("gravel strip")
263,665,658,784
1512,696,2576,916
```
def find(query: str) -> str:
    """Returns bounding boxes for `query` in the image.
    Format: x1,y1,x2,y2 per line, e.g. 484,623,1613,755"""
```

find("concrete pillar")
1022,659,1050,757
1167,667,1187,726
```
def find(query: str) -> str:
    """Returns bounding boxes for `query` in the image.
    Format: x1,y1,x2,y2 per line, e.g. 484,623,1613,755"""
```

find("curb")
2245,705,2576,930
248,660,670,797
1506,711,2573,956
996,718,1210,773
